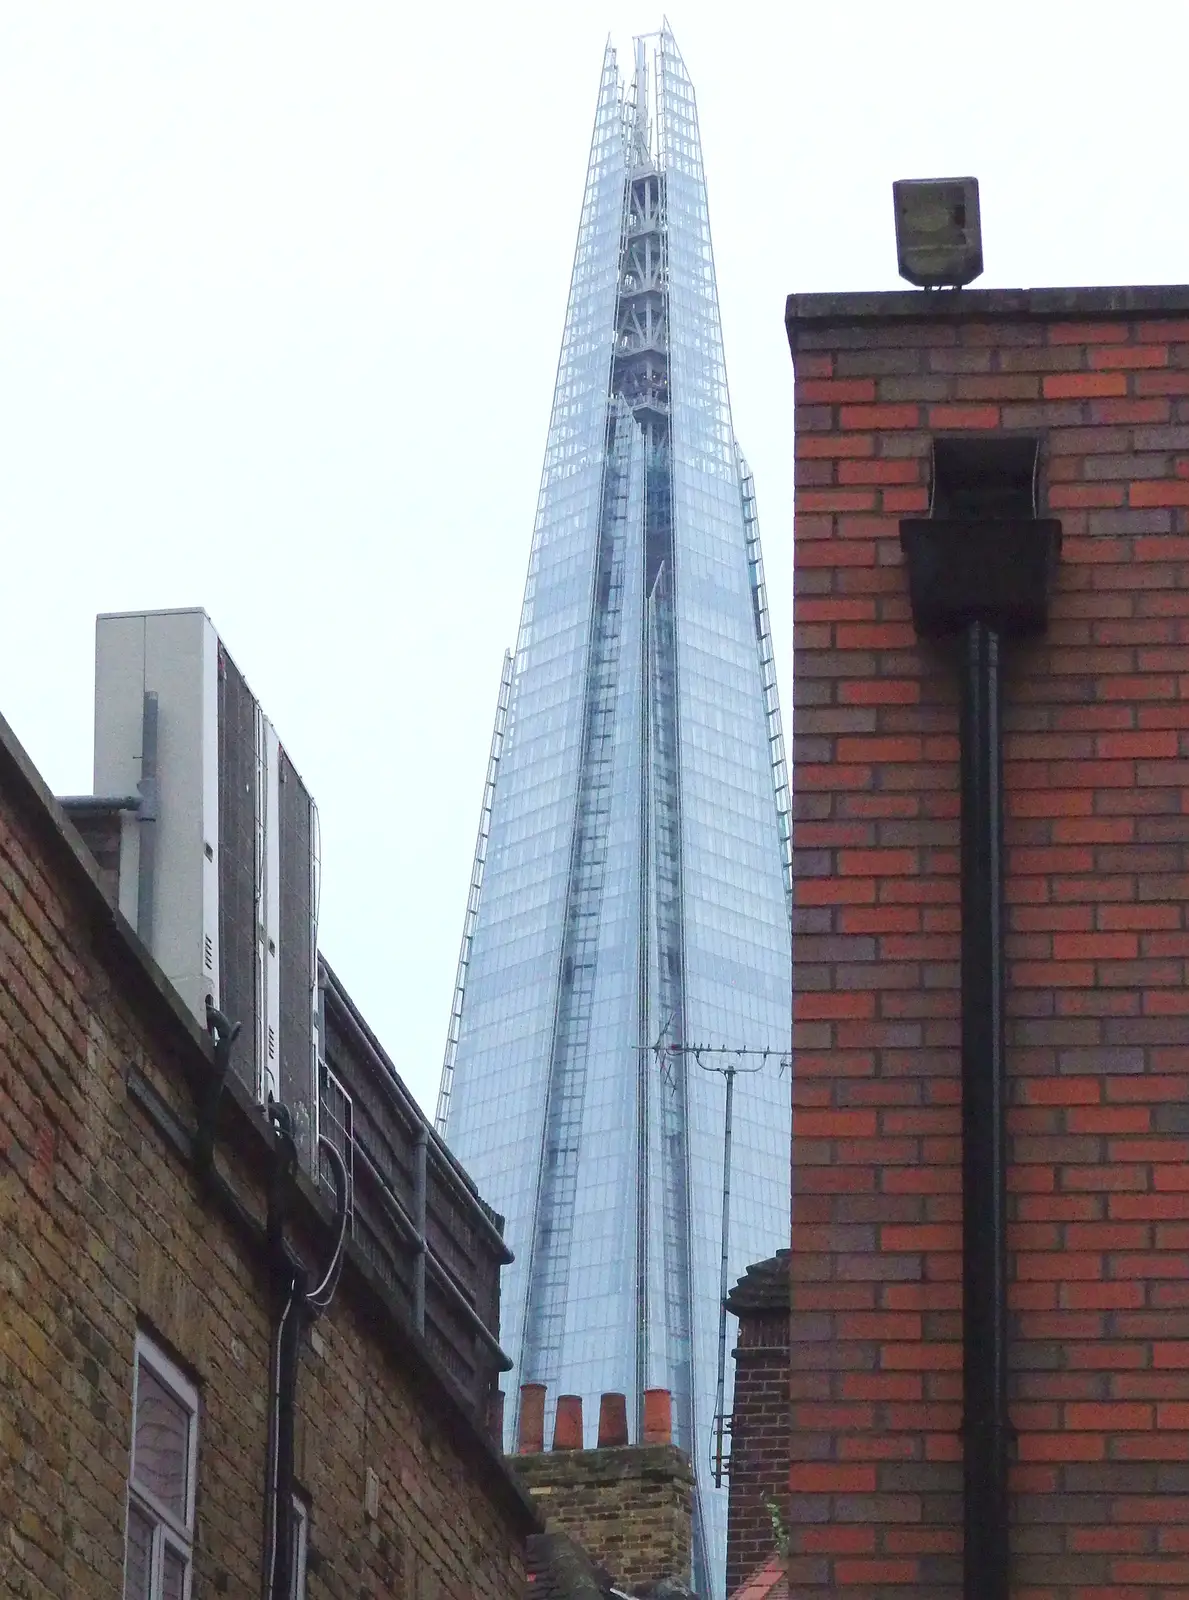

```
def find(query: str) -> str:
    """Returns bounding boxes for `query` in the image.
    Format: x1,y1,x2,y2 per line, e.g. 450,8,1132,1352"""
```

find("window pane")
290,1500,308,1600
123,1504,153,1600
133,1365,189,1518
162,1546,187,1600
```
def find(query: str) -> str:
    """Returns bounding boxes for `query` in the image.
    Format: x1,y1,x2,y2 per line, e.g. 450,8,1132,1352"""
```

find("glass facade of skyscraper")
438,29,791,1596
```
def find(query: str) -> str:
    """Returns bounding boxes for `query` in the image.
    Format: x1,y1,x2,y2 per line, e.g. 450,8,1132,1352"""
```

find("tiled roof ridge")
728,1555,788,1600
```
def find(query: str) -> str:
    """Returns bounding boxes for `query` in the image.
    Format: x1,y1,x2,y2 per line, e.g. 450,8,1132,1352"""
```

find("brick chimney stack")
724,1253,790,1595
510,1385,694,1591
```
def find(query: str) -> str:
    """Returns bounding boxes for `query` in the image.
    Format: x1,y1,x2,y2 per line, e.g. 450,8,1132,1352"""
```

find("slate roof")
526,1533,620,1600
525,1534,701,1600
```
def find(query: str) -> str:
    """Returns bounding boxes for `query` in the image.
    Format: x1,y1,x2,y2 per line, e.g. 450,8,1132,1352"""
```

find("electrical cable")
306,1136,349,1312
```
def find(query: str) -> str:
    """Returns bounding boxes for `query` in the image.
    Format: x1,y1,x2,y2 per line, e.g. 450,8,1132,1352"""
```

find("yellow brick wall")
0,722,533,1598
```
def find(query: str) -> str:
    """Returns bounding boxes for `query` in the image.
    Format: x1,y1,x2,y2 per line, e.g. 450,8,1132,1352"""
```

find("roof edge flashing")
786,282,1189,341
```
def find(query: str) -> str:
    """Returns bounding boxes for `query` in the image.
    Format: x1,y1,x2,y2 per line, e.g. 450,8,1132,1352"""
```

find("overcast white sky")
2,2,1187,1115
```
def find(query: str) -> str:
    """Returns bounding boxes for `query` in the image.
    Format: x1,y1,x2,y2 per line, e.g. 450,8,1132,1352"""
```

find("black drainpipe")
192,1000,350,1600
266,1261,306,1600
958,616,1009,1597
263,1102,350,1600
900,504,1060,1600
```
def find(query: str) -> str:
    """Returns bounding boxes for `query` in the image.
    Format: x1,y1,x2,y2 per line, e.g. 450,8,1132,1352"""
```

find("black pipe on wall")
901,492,1060,1600
958,619,1009,1600
266,1270,305,1600
262,1117,349,1600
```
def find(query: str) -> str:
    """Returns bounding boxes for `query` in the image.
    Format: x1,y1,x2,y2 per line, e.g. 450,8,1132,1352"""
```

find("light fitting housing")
893,176,983,289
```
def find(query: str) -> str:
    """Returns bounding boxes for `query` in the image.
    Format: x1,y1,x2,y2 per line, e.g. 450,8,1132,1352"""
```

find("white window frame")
124,1331,200,1600
290,1494,309,1600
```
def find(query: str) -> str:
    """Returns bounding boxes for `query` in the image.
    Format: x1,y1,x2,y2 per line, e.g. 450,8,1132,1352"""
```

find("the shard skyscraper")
437,28,791,1595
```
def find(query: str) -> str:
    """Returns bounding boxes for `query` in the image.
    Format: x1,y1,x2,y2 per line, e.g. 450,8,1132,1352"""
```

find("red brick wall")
0,714,531,1598
787,295,1189,1596
725,1259,791,1593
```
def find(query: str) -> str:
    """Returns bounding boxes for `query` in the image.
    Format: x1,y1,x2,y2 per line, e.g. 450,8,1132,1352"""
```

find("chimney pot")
597,1391,629,1447
518,1382,546,1454
553,1393,583,1450
642,1387,672,1445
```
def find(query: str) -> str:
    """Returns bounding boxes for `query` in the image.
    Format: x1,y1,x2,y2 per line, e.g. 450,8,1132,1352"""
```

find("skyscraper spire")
439,29,791,1595
631,36,651,170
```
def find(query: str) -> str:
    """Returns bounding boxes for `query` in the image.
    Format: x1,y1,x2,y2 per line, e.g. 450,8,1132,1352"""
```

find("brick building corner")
787,284,1189,1594
724,1252,790,1594
0,697,538,1597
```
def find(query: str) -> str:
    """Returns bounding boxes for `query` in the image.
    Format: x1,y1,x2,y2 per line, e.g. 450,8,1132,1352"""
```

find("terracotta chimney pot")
597,1391,629,1447
642,1387,672,1445
553,1393,584,1450
518,1382,546,1454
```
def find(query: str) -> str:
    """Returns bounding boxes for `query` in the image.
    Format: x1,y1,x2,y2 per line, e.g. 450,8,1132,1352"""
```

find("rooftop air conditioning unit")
94,609,321,1167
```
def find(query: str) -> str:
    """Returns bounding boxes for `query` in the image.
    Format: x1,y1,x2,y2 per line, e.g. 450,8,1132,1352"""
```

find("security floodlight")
893,177,983,289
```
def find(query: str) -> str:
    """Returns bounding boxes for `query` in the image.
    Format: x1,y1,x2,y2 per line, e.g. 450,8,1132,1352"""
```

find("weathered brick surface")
725,1253,790,1593
0,711,533,1598
514,1443,693,1590
788,297,1189,1596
